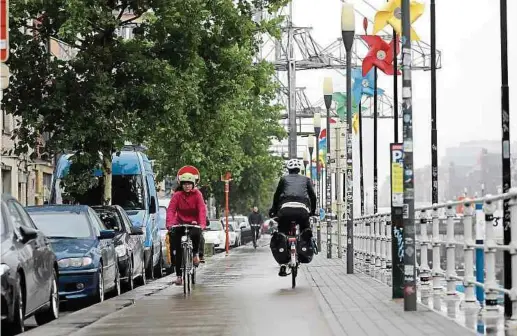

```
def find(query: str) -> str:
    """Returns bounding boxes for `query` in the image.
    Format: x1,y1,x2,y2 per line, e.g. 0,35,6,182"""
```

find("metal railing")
321,188,517,335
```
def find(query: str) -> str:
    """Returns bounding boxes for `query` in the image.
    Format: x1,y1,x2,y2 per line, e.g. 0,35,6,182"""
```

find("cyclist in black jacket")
269,159,317,276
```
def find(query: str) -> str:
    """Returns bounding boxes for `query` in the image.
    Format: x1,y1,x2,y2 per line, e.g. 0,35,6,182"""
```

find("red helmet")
177,165,200,186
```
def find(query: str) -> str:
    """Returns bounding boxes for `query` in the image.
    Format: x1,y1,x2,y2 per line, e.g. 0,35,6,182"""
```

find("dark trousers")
251,225,260,241
277,207,311,240
169,226,201,276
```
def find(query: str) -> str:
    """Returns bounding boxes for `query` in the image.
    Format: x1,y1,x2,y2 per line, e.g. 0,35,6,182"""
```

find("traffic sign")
0,0,8,62
0,62,9,89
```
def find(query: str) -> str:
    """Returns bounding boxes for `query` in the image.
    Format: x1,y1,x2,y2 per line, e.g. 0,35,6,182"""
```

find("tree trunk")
102,153,112,205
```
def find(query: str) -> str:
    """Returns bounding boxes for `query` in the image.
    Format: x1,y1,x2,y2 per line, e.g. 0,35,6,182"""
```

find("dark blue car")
26,205,120,303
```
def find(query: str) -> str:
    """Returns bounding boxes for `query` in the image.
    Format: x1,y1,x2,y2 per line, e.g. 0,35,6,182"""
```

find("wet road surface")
24,238,333,336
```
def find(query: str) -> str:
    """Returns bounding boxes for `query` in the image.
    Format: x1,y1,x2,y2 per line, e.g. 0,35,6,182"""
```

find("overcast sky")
270,0,516,208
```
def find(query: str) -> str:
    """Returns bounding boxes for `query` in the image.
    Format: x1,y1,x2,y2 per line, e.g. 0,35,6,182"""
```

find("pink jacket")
165,189,207,230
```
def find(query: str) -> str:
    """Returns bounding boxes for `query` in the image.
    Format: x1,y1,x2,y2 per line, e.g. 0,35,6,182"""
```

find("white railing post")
370,216,376,275
357,218,363,270
462,200,477,308
419,209,431,306
375,215,382,278
431,206,443,310
445,202,457,297
380,214,387,283
507,188,517,330
386,215,392,286
483,197,499,315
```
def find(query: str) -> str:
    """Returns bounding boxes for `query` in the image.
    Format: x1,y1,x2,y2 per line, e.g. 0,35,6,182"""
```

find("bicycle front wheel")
182,246,188,294
292,266,297,289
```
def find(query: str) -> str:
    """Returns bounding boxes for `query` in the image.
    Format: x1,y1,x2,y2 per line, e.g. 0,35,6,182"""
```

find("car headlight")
0,264,10,276
58,257,93,268
115,245,127,257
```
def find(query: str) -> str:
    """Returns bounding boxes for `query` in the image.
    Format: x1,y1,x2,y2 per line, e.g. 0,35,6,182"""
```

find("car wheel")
34,268,59,325
154,246,164,278
95,268,105,303
4,276,25,335
135,253,147,286
125,259,134,291
114,264,121,296
145,248,154,280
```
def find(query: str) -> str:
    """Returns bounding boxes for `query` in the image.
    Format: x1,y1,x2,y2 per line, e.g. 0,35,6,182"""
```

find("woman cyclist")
166,165,206,286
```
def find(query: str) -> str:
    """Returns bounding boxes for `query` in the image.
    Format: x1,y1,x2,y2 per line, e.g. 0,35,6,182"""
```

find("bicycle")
175,224,200,294
271,217,299,288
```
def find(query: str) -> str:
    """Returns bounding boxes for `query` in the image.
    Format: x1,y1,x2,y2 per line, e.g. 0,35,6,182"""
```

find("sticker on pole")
0,0,8,62
390,143,404,207
319,208,325,221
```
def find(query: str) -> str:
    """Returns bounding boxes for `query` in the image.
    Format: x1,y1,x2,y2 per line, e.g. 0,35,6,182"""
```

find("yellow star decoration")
373,0,425,41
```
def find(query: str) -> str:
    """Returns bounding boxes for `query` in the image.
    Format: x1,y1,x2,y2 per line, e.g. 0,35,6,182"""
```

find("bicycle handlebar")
172,224,200,229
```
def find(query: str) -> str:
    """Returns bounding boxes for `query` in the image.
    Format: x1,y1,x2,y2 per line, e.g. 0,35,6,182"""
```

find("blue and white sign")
319,208,326,221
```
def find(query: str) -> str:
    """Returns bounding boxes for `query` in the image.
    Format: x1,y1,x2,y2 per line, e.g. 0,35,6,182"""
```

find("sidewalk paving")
305,254,475,336
25,238,475,336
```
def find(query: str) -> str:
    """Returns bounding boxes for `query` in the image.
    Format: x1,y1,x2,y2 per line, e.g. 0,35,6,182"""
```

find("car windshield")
28,212,92,238
206,221,223,231
158,207,167,229
94,209,123,232
112,175,146,211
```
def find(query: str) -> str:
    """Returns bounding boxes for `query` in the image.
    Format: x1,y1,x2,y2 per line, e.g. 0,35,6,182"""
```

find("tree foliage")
5,0,288,207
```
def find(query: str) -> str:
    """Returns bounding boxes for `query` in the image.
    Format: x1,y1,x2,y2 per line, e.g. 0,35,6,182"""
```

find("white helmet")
286,159,302,170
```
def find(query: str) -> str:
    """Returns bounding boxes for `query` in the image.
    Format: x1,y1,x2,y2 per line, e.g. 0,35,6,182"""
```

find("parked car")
1,194,59,335
203,220,223,250
91,205,146,290
50,146,163,279
26,205,119,303
228,221,241,246
231,215,253,244
157,206,172,274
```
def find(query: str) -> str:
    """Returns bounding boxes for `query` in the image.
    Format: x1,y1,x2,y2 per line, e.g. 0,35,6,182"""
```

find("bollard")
483,197,499,315
419,209,431,306
445,203,457,297
462,201,478,308
431,206,443,310
506,189,517,331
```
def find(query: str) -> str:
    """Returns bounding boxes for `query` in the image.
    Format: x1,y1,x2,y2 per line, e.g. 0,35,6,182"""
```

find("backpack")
270,232,291,265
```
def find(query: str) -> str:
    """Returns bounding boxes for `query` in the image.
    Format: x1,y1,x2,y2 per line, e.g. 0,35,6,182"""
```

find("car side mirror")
99,229,116,240
130,227,144,235
240,224,246,229
149,196,157,214
19,226,38,243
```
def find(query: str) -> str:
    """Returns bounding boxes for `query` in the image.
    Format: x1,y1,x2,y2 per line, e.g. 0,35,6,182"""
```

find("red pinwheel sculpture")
361,35,400,76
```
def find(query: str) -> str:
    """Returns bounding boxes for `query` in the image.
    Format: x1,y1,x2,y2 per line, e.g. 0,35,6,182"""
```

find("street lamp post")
308,135,315,182
313,114,322,251
401,0,417,311
303,151,309,177
341,2,355,273
323,77,333,259
500,0,512,320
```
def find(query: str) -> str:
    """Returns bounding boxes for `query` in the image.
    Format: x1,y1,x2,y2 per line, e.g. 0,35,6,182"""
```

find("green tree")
146,0,287,205
5,0,197,204
5,0,288,205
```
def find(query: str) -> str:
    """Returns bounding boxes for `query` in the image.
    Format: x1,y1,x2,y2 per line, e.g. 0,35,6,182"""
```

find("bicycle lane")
32,239,334,336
